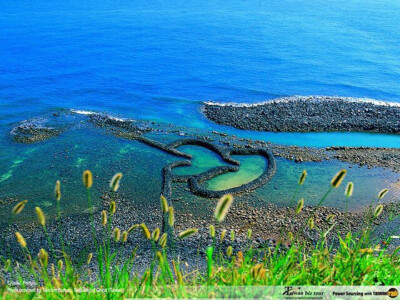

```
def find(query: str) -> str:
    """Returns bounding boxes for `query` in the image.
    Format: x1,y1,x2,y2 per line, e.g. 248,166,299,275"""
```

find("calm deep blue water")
1,0,400,146
0,0,400,217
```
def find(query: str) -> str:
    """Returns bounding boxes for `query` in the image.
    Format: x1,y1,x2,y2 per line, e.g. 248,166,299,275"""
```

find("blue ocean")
1,0,399,218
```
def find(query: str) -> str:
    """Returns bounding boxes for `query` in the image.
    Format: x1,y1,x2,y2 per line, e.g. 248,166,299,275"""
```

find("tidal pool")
172,145,267,191
206,155,266,191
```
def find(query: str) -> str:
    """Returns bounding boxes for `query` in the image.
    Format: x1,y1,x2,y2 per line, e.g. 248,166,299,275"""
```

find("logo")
388,288,399,298
282,286,302,296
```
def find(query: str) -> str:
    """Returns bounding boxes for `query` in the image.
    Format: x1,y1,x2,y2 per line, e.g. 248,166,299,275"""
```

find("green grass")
1,169,400,299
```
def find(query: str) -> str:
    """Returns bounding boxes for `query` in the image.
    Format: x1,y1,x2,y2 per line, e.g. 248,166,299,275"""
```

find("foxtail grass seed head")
179,228,198,239
15,232,27,248
227,246,233,257
83,170,93,188
168,207,174,227
307,217,314,229
110,172,123,192
57,260,63,271
374,204,384,218
152,228,160,241
214,194,234,223
230,230,235,241
113,228,121,242
156,251,163,263
87,253,93,264
345,182,354,197
331,169,347,188
101,210,107,227
378,189,388,200
358,248,374,254
160,195,168,213
55,180,61,201
220,229,227,242
39,249,48,267
12,200,28,215
209,225,215,238
177,271,183,285
35,207,46,227
295,198,304,214
247,229,252,239
140,223,151,240
109,201,116,215
122,231,128,243
4,259,11,271
128,224,139,233
52,278,61,289
299,170,307,185
159,233,168,248
288,231,294,241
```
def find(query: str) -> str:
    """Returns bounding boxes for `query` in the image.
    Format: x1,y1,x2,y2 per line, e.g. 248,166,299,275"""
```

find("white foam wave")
204,96,400,108
70,109,97,115
70,109,129,122
109,116,126,122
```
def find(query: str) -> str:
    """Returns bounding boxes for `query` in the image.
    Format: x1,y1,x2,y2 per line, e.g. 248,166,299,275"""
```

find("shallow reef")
11,122,61,144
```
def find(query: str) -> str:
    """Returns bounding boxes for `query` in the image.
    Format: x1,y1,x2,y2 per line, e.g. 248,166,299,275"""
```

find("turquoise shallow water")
0,0,400,220
172,146,266,190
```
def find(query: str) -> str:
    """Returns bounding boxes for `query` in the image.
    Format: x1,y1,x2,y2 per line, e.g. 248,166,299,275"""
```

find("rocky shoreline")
203,96,400,133
2,189,397,277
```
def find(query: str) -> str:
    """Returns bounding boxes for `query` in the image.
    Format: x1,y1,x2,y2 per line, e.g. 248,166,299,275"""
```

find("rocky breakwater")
161,139,277,199
203,96,400,133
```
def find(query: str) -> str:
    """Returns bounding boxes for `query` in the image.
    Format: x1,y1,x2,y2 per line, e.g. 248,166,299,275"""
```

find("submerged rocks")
11,111,153,144
87,113,152,137
327,146,400,172
11,122,61,144
203,96,400,133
